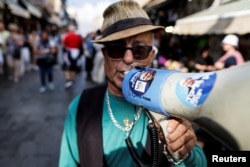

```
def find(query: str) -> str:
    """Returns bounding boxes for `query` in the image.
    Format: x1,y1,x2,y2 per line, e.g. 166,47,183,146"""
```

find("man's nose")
123,49,134,63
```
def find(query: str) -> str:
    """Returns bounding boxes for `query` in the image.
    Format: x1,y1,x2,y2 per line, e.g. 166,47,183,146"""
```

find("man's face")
102,31,155,96
183,78,195,87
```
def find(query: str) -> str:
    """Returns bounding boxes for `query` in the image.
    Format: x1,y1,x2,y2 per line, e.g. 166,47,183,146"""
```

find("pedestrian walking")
6,23,24,83
34,30,57,93
28,29,40,71
62,25,83,89
84,32,96,81
91,31,106,84
19,28,31,75
0,21,10,75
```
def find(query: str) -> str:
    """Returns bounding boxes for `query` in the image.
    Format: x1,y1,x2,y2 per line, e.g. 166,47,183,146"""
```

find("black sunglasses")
104,44,153,60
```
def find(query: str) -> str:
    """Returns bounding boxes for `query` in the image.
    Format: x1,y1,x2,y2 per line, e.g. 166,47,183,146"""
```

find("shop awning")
23,1,42,18
173,0,250,35
5,0,30,19
0,1,4,9
137,0,151,7
143,0,167,11
48,14,61,26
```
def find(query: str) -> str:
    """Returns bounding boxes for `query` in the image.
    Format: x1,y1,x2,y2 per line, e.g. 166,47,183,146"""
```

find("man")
62,25,83,88
84,31,96,81
179,73,216,107
35,30,57,93
6,23,24,83
0,21,10,75
59,1,207,167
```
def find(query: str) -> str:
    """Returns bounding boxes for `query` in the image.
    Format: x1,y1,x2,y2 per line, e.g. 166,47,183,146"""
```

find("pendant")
123,117,131,127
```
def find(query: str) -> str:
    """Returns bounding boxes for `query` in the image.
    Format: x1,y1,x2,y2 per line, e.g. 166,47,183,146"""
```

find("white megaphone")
122,62,250,151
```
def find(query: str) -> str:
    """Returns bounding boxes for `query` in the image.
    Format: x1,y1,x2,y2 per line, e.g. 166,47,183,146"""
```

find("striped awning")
173,0,250,35
5,0,30,19
23,1,42,18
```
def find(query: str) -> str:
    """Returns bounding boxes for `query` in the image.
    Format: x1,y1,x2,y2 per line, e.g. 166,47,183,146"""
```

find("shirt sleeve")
58,95,81,167
175,144,207,167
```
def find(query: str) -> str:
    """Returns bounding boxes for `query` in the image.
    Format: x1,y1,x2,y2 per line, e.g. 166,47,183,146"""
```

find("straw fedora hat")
94,0,164,43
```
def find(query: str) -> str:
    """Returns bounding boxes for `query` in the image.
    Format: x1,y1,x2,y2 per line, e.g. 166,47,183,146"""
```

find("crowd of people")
0,21,61,88
0,21,106,93
156,33,246,73
0,19,247,93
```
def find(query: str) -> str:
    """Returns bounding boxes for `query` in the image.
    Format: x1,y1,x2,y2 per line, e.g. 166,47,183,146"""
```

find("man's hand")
157,117,197,159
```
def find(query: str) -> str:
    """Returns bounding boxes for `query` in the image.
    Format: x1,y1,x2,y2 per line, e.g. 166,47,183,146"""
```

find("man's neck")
107,83,123,97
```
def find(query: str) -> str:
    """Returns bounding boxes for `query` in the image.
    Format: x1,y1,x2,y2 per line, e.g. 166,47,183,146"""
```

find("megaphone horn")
122,62,250,150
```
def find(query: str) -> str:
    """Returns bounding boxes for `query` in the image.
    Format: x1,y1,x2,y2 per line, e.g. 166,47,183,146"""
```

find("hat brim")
93,25,164,43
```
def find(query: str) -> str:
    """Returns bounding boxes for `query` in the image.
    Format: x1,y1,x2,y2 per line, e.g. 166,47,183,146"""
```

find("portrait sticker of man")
176,72,217,107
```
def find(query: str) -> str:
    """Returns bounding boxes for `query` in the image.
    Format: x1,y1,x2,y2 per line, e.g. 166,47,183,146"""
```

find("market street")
0,66,97,167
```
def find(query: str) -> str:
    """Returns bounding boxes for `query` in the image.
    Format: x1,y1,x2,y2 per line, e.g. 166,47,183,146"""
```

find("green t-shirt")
102,92,148,166
59,92,207,167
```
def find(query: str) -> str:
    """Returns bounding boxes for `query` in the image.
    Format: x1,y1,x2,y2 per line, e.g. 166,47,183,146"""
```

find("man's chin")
115,80,123,90
108,79,123,92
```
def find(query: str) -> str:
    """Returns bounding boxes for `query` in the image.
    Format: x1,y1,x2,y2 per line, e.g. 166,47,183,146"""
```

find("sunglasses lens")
106,45,125,59
132,46,151,60
105,45,152,60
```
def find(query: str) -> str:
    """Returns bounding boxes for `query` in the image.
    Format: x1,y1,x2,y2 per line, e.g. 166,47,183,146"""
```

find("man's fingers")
167,129,194,153
174,137,196,159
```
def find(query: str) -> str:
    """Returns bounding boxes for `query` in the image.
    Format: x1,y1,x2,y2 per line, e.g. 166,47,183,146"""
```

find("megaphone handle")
146,111,187,165
158,119,169,138
158,119,189,165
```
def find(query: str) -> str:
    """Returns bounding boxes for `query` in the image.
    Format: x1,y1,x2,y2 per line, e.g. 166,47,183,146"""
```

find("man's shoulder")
69,85,106,111
75,85,107,122
81,84,107,98
67,95,81,117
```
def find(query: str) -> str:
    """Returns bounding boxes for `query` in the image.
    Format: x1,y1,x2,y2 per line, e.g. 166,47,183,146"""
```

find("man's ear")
152,46,158,57
149,46,157,61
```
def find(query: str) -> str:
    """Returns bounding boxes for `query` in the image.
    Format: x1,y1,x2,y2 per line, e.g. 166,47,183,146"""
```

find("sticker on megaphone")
123,67,176,116
123,67,217,115
176,72,217,107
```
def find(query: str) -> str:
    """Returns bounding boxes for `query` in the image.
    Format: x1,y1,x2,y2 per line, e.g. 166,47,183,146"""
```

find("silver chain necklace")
106,91,142,136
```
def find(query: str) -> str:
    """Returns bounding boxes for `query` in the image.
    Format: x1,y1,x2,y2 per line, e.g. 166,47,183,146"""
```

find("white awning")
23,1,42,18
0,1,4,9
48,14,61,26
5,0,30,19
173,0,250,35
143,0,167,11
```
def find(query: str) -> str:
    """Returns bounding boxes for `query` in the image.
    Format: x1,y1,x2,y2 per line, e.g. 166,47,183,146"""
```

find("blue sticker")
176,72,217,107
129,69,156,96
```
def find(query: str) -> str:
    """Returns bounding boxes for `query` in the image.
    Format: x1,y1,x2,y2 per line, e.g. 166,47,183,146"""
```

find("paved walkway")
0,66,97,167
